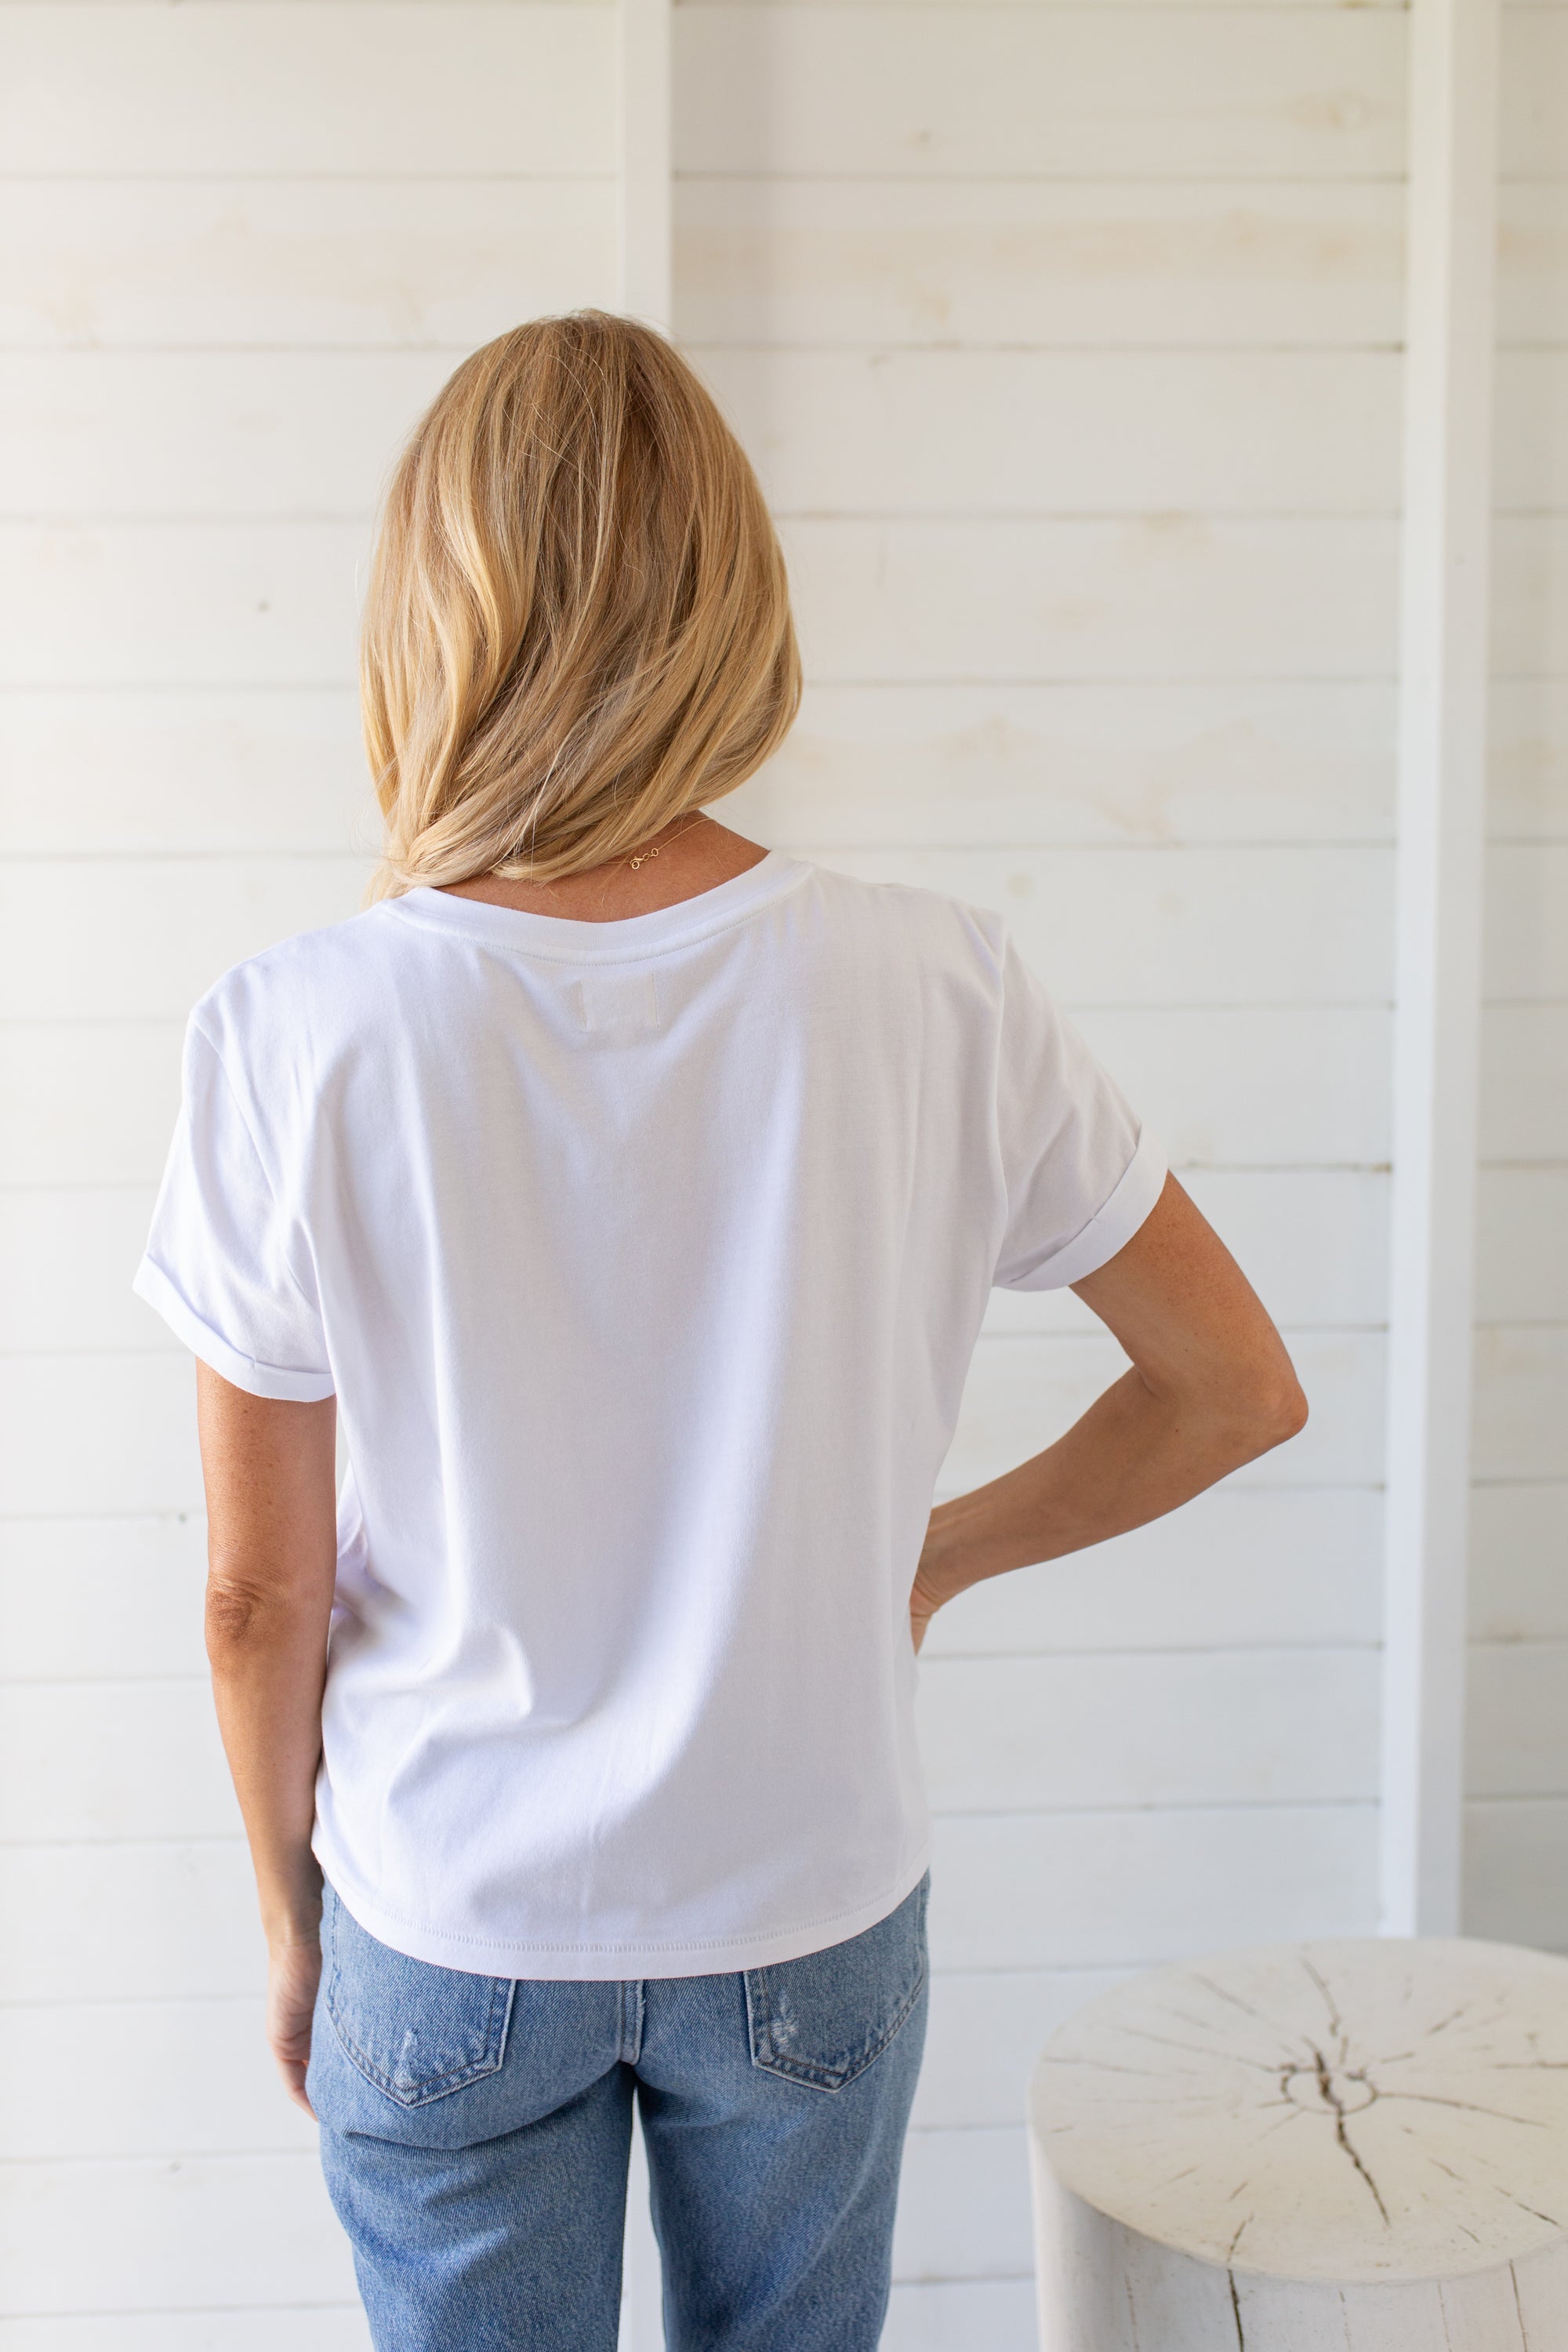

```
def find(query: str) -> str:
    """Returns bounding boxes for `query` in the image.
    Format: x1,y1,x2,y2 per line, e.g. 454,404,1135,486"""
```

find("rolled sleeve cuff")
1002,1129,1168,1292
132,1256,336,1403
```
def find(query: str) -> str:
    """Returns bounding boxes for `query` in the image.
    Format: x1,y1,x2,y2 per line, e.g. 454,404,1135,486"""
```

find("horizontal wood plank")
676,176,1404,350
4,347,1403,521
0,1998,310,2162
922,1485,1381,1657
1501,7,1568,183
0,1354,201,1518
1480,1006,1568,1160
1469,1483,1568,1642
1,5,615,176
702,347,1401,517
0,1843,261,2002
1069,1005,1389,1166
882,2281,1036,2352
1476,1167,1568,1323
731,680,1396,848
674,10,1407,181
1,679,1398,856
929,1802,1378,1969
1466,1641,1568,1799
917,1647,1380,1811
0,1024,183,1187
1472,1326,1568,1480
0,688,371,857
0,1683,236,1845
0,2316,368,2352
0,858,368,1022
0,1187,162,1353
0,523,365,689
1498,183,1568,347
811,843,1392,1006
912,1968,1133,2132
0,1517,209,1682
0,177,615,353
1489,680,1568,843
688,0,1404,12
0,516,1399,688
0,2151,354,2316
1484,841,1568,1000
893,2126,1031,2285
782,517,1399,683
1494,517,1568,678
0,351,456,519
1496,350,1568,515
1465,1798,1568,1952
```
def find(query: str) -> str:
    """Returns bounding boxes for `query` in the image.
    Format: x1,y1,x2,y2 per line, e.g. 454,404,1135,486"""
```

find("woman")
134,313,1305,2351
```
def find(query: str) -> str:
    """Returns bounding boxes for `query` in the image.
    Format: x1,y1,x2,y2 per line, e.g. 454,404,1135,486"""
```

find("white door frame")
1381,0,1501,1936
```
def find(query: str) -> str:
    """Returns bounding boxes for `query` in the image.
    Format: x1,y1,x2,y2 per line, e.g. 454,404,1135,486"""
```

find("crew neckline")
386,849,808,964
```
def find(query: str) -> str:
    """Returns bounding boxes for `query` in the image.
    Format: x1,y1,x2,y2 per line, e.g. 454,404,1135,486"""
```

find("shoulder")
795,859,1011,989
189,902,407,1062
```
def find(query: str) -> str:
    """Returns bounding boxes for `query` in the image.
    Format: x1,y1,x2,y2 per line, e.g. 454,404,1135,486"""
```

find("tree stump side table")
1029,1939,1568,2350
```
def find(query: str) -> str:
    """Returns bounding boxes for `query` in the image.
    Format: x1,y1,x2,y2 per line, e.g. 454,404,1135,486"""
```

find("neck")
437,814,770,924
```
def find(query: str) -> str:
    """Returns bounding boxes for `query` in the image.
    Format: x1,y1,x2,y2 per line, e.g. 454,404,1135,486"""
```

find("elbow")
1243,1370,1308,1457
204,1569,299,1668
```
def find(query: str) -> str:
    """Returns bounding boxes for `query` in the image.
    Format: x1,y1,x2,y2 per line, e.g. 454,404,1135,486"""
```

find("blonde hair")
361,312,800,897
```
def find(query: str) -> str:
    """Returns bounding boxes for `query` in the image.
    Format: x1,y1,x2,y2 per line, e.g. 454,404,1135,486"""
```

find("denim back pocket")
324,1885,515,2109
745,1875,929,2093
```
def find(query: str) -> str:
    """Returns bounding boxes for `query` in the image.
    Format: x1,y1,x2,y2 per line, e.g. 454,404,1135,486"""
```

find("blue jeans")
307,1876,930,2351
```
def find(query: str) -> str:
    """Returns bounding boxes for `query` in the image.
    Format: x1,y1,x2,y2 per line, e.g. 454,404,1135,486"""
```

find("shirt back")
135,851,1163,1976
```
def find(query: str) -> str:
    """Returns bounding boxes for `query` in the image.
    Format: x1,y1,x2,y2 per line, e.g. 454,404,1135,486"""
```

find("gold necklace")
627,818,699,873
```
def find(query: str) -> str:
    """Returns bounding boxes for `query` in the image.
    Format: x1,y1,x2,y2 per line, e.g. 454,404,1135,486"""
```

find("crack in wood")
1300,1958,1349,2066
1228,2267,1246,2350
1112,2021,1281,2075
1381,2089,1550,2131
1188,1972,1283,2037
1308,2042,1390,2227
1512,2259,1531,2350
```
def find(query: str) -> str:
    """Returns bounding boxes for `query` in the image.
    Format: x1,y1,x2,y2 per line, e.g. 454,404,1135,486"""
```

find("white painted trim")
1381,0,1499,1937
617,0,673,331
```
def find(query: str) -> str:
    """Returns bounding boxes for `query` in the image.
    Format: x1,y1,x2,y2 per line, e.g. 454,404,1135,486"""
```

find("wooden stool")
1029,1938,1568,2350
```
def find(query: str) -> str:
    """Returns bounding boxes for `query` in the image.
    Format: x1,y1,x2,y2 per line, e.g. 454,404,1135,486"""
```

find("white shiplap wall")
0,6,615,2345
700,3,1403,2339
1464,0,1568,1954
5,2,1551,2349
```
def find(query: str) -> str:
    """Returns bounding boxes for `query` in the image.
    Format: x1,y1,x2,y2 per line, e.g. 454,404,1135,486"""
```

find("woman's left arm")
196,1362,339,2114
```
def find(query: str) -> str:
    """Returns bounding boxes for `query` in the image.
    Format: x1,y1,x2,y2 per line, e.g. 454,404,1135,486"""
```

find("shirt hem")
1000,1127,1168,1292
313,1846,935,1981
131,1255,336,1403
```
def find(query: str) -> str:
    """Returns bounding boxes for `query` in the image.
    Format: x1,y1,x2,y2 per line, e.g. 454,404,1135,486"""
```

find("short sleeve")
993,938,1167,1291
132,1018,335,1401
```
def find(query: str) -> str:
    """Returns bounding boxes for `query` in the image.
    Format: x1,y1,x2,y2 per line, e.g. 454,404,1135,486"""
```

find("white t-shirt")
135,851,1163,1979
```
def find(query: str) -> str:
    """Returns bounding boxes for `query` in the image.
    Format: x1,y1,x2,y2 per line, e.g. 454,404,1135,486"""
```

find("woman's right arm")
910,1174,1307,1646
198,1363,339,2111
